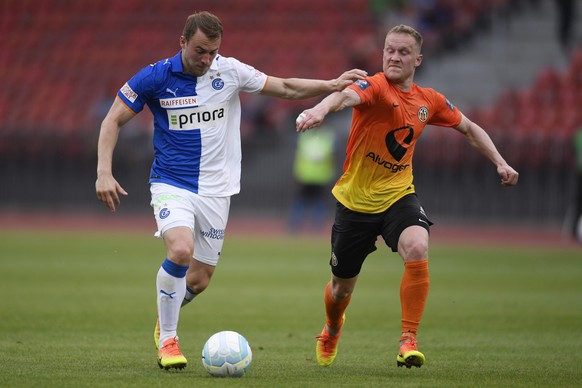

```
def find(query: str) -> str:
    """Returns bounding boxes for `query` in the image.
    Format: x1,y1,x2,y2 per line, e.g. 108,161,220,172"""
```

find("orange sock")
324,281,350,331
400,260,430,336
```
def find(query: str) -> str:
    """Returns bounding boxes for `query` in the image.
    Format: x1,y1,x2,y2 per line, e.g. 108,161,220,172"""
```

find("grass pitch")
0,229,580,387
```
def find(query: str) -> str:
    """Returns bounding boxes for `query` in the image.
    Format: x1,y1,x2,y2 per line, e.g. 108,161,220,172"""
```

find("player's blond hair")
183,11,223,41
388,25,423,52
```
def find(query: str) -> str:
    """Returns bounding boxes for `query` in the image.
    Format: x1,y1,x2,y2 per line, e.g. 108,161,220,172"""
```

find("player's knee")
186,280,208,294
398,226,429,260
167,244,193,265
186,275,211,294
186,265,214,294
399,238,428,261
331,282,353,301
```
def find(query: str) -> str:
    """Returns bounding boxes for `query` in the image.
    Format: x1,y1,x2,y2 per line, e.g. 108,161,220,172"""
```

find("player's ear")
179,35,187,49
415,54,423,68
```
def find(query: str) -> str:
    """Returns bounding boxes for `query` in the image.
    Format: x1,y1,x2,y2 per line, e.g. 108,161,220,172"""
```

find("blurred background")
1,0,581,240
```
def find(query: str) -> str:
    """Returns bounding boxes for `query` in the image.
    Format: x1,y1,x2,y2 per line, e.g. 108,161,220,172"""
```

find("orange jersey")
332,73,462,213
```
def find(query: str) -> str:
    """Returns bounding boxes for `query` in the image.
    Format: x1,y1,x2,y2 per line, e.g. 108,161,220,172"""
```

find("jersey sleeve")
348,73,383,105
117,63,157,114
427,89,462,127
232,58,268,94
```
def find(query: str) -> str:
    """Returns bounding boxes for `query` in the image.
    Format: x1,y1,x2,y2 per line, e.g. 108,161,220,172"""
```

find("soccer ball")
201,331,252,377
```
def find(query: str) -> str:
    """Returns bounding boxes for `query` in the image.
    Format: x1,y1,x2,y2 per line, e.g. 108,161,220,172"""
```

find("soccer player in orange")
296,24,519,368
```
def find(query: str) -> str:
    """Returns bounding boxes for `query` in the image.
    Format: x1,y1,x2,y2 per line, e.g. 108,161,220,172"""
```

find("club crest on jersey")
418,106,429,122
331,252,338,267
212,78,224,90
159,208,170,219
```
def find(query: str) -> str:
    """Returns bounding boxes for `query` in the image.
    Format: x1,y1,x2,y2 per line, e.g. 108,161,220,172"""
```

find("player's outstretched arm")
96,98,133,212
454,113,519,186
296,88,361,132
262,69,367,100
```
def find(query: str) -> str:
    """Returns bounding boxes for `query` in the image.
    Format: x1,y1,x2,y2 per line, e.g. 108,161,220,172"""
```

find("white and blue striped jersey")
117,51,268,196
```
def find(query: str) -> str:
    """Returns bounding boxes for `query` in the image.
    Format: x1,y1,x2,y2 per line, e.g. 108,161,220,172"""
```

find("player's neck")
393,79,413,93
386,73,414,93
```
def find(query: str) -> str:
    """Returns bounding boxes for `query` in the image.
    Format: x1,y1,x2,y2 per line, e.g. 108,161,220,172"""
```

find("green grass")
0,230,581,387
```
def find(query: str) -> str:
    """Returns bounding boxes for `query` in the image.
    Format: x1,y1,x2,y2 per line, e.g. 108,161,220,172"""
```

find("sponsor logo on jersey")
151,194,183,207
355,79,371,91
418,106,429,122
386,126,414,161
366,152,410,173
364,125,413,173
253,69,263,79
200,227,225,240
167,102,228,130
160,96,198,108
120,82,138,103
244,64,264,80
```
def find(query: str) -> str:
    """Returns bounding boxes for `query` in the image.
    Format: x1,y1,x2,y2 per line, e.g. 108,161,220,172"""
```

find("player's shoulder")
412,83,458,115
411,83,447,102
368,72,389,86
212,54,267,88
212,54,251,71
411,83,438,96
351,72,385,93
134,55,178,84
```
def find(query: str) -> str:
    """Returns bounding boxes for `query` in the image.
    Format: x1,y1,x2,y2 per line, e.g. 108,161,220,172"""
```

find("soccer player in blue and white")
95,11,366,370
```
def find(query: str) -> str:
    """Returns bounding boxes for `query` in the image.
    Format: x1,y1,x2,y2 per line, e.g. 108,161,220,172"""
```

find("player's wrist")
96,169,113,178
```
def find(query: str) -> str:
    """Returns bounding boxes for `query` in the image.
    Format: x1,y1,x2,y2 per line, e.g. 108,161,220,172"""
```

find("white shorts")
150,183,230,266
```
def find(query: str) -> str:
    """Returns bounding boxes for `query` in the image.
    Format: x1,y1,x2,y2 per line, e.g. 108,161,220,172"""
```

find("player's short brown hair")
388,25,423,52
183,11,223,41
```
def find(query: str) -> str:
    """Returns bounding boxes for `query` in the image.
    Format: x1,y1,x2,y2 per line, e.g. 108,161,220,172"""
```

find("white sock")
156,259,188,346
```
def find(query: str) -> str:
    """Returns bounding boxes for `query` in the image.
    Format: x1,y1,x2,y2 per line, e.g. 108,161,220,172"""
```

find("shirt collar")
210,54,220,71
170,51,184,73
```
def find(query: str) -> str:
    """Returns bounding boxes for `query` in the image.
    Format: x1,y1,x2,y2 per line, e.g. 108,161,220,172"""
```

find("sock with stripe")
157,258,188,346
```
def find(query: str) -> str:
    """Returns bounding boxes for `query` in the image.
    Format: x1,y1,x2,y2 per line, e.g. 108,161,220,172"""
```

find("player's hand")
96,173,128,212
497,164,519,186
331,69,367,91
295,108,325,132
